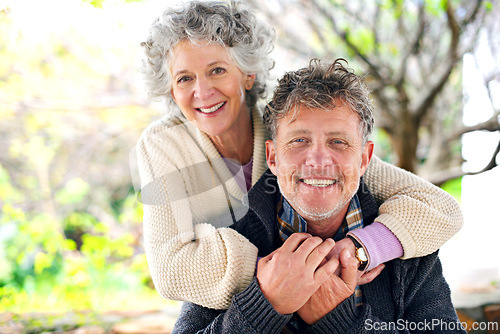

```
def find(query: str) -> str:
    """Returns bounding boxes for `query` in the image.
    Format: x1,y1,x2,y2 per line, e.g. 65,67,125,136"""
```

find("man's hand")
256,233,339,315
297,248,358,324
328,237,384,285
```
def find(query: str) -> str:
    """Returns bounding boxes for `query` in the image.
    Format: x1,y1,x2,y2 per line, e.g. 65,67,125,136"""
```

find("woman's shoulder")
138,114,193,147
140,113,187,136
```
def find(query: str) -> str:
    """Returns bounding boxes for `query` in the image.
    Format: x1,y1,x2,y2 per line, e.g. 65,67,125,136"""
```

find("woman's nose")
194,77,214,100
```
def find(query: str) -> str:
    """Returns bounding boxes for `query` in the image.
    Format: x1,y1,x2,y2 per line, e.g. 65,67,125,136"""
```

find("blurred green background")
0,0,499,316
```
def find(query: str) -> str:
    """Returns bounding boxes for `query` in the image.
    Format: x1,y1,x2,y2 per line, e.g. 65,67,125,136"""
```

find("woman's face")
169,40,255,137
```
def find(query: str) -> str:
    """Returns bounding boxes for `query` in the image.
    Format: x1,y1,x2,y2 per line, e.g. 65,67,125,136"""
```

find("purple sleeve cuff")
349,222,403,271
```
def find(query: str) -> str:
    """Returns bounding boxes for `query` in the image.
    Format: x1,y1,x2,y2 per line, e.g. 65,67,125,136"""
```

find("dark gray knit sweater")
173,170,464,333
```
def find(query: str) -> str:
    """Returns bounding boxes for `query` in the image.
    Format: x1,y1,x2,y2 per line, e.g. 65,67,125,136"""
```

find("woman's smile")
197,101,226,114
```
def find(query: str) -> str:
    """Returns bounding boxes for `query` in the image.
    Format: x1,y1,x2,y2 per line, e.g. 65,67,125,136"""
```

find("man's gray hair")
139,0,275,114
264,58,374,144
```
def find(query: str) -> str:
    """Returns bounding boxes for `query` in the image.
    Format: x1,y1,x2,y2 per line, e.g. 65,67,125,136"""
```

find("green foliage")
55,179,91,205
0,187,157,312
484,1,493,11
0,2,164,313
424,0,448,16
440,177,462,203
346,28,375,55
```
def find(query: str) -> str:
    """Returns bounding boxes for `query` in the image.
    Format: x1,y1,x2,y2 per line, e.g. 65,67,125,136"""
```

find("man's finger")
294,235,323,261
358,264,385,285
280,232,313,252
305,238,335,270
313,255,339,283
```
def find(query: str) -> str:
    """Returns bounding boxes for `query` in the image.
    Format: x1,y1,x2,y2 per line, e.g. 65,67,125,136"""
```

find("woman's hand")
327,237,384,285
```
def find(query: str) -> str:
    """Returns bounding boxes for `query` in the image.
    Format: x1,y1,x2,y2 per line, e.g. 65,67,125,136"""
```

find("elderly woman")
137,0,462,310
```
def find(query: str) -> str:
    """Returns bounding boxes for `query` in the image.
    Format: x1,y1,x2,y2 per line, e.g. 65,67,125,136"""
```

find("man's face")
266,101,373,224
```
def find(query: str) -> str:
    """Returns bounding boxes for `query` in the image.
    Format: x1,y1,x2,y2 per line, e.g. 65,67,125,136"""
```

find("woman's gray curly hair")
264,58,374,144
139,0,275,114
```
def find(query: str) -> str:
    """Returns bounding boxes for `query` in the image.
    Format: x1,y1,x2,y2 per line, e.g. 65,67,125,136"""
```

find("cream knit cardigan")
137,106,463,309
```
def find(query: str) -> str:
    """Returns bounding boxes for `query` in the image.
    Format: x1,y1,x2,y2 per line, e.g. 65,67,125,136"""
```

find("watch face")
357,248,368,262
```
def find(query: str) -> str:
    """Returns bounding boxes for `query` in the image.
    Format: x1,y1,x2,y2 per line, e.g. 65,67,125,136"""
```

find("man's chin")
295,205,338,222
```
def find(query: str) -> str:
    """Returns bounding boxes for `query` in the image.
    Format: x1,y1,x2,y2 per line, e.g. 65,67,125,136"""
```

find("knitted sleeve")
137,123,258,310
363,155,463,259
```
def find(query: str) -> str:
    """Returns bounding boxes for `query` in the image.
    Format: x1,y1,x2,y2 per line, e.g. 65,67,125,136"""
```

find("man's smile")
300,178,337,187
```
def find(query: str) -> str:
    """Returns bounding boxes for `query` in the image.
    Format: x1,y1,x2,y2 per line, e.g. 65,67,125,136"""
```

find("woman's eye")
211,67,226,75
177,76,192,84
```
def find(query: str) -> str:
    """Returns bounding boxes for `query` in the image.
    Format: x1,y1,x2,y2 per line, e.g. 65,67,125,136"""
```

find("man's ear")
265,139,278,176
359,141,374,176
246,74,256,90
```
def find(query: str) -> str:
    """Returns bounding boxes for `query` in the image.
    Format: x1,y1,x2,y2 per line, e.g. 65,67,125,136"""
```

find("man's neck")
305,205,349,240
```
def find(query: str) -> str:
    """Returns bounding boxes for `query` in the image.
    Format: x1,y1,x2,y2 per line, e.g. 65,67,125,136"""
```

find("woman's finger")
358,264,385,285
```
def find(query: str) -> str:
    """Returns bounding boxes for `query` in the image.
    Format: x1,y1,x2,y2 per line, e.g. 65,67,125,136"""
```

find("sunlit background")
1,0,499,326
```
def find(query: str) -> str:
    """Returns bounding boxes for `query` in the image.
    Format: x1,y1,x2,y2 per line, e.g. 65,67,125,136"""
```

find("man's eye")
331,140,346,146
293,138,305,143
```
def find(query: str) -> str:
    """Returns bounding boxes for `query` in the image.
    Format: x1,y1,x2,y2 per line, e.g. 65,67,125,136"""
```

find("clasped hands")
256,233,385,325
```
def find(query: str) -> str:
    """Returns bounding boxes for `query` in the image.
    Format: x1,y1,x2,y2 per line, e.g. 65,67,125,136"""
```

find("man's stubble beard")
275,168,359,225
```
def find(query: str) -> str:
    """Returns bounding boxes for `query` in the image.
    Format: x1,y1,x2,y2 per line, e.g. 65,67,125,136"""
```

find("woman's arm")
360,155,463,259
137,122,258,310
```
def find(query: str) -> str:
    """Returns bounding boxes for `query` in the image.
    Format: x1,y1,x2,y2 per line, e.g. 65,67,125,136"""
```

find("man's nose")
305,144,333,167
194,77,214,100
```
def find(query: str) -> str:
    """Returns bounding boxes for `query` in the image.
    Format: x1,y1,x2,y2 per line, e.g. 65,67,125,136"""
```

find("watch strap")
347,235,369,271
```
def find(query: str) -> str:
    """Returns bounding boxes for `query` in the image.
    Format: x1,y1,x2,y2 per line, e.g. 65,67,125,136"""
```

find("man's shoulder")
247,169,279,209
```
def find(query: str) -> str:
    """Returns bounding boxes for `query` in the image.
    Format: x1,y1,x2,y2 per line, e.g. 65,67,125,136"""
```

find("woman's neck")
209,108,254,165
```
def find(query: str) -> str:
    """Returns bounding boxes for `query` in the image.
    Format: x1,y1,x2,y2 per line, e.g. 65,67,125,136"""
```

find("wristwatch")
347,235,369,271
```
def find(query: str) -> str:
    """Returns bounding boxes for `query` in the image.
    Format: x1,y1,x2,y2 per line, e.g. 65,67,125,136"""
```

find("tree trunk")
390,113,419,173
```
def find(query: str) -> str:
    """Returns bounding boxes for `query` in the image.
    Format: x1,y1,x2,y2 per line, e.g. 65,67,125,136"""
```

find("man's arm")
172,279,292,334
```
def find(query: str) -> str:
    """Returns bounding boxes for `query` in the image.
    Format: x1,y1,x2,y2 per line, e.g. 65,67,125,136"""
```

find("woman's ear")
246,74,256,90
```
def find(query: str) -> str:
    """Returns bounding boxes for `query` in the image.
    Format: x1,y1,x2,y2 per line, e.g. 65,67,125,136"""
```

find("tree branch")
309,0,387,84
428,139,500,186
414,1,461,120
396,3,425,87
462,0,484,26
449,112,500,141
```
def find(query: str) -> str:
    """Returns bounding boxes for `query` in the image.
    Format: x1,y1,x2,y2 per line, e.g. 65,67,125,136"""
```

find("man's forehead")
276,104,360,133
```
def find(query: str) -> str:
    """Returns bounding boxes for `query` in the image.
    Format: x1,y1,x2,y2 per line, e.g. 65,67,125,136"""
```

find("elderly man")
172,59,464,333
